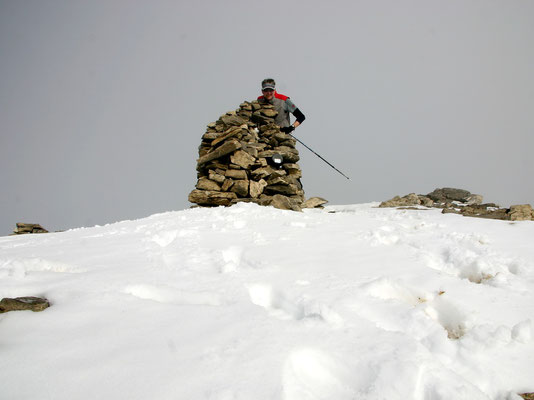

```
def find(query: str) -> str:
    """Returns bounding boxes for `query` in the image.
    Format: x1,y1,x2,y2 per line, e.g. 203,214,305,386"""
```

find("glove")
280,126,295,133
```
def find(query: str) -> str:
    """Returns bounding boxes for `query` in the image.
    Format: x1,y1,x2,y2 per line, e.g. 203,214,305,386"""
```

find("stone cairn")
379,187,534,221
188,100,327,211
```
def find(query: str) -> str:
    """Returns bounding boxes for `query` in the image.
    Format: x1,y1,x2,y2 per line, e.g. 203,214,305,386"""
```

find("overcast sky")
1,0,533,235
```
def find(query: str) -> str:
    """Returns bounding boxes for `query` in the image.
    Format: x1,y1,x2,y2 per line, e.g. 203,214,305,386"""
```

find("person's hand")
280,126,295,133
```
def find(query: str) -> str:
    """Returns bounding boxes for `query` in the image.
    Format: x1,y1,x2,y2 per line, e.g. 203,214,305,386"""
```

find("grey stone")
427,188,478,203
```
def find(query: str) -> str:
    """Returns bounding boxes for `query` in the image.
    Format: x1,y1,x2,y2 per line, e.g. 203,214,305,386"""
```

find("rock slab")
380,188,533,222
11,223,48,235
0,297,50,313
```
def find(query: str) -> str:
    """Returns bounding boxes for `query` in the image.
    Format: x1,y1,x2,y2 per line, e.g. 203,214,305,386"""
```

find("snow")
0,202,533,399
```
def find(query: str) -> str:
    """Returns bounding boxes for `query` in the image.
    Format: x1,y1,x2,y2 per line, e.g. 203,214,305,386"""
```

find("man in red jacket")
258,78,305,133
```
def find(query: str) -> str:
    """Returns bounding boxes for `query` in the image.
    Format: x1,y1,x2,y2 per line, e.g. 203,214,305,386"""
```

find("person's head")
261,78,276,100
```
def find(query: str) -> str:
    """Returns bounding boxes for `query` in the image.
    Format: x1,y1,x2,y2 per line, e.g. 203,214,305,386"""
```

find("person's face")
262,88,274,100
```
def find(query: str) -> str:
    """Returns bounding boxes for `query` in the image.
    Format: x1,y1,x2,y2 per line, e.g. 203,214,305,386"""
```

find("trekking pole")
288,133,350,180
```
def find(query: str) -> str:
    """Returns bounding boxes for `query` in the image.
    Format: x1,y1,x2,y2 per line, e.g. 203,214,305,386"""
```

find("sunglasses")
262,88,274,93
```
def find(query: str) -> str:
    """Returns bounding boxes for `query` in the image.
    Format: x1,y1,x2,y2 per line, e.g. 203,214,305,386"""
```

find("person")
257,78,305,133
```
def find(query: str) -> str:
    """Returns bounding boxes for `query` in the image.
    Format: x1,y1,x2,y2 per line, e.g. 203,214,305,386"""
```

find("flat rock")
211,126,243,147
196,178,221,191
220,114,247,127
270,194,302,211
230,150,256,169
188,189,237,206
197,140,242,166
427,188,481,204
0,297,50,313
225,169,248,180
302,197,328,209
13,223,48,235
379,193,428,208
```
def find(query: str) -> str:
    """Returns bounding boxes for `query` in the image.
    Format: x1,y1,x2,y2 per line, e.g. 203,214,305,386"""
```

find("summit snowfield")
1,202,533,400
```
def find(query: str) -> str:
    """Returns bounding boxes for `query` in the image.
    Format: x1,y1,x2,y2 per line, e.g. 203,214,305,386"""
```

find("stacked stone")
12,223,48,235
188,100,305,211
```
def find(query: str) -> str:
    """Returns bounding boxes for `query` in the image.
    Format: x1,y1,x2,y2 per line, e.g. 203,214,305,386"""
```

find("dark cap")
261,78,276,91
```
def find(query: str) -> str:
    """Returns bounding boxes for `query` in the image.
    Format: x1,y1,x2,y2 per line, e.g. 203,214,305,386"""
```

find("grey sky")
1,0,533,235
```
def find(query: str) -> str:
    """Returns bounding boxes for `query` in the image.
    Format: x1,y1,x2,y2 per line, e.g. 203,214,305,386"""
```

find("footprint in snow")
221,246,243,273
423,295,469,340
282,348,355,400
426,245,524,286
0,257,85,278
123,284,221,306
247,284,344,327
362,278,468,339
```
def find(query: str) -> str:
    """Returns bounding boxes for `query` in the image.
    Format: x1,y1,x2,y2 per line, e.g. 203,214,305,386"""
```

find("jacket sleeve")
285,98,305,124
293,108,305,124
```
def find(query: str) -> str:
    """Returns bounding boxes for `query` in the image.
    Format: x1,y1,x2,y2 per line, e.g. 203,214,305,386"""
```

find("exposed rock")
458,204,510,220
302,197,329,209
12,223,48,235
442,207,462,215
269,194,302,211
509,204,534,221
379,193,431,208
0,297,50,313
381,188,532,222
418,196,434,207
465,194,483,205
427,188,482,204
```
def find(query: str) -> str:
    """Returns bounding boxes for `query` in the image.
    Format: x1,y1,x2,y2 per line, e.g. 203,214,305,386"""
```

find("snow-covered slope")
1,203,533,399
